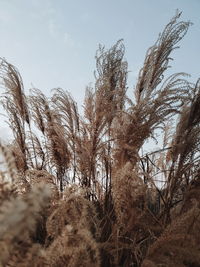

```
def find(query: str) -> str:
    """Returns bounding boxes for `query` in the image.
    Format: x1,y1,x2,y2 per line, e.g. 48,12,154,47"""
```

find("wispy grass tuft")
0,11,199,266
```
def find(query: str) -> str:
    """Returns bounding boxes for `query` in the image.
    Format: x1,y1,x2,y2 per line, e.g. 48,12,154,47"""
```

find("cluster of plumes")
0,11,200,266
0,147,100,266
143,178,200,267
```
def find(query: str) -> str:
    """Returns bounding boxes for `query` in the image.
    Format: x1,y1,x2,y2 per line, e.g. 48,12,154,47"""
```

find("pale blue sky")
0,0,200,140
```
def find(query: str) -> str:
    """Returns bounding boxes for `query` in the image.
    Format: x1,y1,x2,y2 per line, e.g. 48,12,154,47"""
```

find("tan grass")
0,11,199,267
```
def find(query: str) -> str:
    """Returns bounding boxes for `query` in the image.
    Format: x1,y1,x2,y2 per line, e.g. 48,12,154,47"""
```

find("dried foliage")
0,11,200,266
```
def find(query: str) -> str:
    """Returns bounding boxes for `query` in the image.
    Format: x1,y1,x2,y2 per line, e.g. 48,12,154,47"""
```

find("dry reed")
0,11,199,266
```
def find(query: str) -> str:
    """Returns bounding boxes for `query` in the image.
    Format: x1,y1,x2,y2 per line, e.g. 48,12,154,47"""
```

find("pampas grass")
0,11,200,266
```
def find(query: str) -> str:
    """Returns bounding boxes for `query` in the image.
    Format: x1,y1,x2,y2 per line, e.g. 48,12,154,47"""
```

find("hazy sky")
0,0,200,140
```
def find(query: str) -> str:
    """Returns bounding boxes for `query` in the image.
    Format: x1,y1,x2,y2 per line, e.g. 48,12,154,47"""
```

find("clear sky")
0,0,200,140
